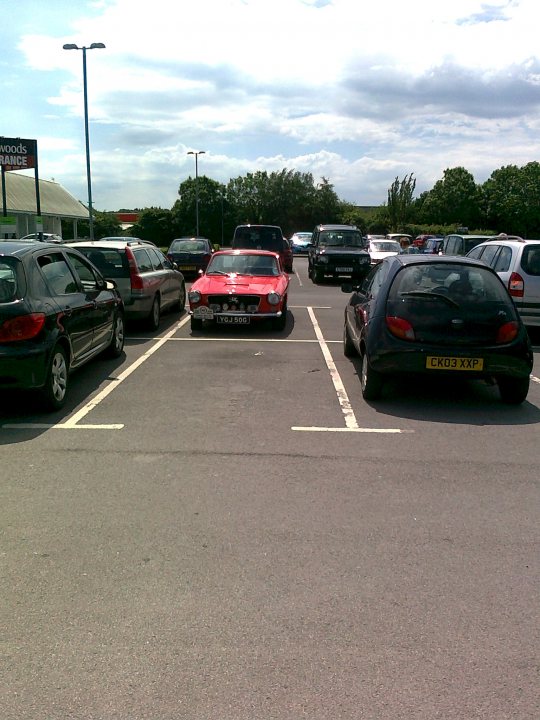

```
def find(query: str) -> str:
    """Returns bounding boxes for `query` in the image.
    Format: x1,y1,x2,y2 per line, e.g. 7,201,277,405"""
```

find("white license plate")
335,267,353,272
216,315,251,325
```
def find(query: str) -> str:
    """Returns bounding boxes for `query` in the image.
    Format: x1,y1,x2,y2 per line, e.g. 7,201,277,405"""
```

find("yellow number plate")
426,356,484,371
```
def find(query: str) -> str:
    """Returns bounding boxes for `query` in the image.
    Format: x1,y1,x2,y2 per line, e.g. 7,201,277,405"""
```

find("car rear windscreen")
386,263,518,346
233,227,283,252
80,248,130,278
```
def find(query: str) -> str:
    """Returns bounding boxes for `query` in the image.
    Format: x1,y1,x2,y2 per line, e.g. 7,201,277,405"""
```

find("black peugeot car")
0,241,125,411
342,254,533,403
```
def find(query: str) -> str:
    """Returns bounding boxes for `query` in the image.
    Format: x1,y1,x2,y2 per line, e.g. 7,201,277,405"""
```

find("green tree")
172,176,227,244
386,173,416,231
128,207,177,248
420,167,482,228
482,162,540,236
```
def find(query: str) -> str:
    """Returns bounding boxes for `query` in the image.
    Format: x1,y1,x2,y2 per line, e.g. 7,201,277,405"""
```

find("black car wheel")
190,316,203,331
42,344,69,410
314,268,325,284
360,350,384,401
147,296,161,330
343,323,357,357
106,311,125,358
498,375,530,404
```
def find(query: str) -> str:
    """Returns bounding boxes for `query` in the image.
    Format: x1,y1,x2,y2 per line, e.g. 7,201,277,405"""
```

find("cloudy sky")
2,0,540,213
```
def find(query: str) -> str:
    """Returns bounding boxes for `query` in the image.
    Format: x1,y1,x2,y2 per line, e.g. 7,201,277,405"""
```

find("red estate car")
188,249,289,331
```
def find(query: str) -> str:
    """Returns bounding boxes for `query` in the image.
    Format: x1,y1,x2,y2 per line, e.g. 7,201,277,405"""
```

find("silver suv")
68,239,186,329
467,238,540,327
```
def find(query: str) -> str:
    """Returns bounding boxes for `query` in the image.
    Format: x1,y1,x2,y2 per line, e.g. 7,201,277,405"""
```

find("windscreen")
319,230,363,247
386,263,518,346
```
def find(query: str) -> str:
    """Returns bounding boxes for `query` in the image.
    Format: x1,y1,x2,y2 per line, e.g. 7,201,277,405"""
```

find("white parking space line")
291,307,407,434
3,316,191,431
294,268,303,287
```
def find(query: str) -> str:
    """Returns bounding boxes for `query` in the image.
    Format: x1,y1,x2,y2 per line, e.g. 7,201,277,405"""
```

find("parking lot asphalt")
2,256,539,720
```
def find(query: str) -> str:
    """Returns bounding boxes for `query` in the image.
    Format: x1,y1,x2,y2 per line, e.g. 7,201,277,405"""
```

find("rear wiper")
400,290,459,308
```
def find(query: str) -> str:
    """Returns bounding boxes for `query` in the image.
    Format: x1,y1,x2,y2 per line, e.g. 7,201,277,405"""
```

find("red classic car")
188,249,289,331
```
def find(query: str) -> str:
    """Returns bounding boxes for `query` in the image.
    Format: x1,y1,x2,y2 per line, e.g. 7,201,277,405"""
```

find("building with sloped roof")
0,172,88,239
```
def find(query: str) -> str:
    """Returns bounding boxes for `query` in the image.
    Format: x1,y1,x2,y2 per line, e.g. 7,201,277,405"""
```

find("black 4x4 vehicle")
308,224,370,283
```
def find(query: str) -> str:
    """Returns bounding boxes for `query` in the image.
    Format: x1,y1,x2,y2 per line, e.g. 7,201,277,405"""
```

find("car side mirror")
105,279,117,290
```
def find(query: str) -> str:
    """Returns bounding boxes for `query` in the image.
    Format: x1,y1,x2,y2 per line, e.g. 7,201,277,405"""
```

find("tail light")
496,321,519,344
126,247,144,290
0,313,46,342
508,272,524,297
386,315,415,341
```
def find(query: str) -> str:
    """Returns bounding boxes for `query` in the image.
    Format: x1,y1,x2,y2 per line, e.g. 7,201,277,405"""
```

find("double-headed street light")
187,150,205,236
63,42,105,240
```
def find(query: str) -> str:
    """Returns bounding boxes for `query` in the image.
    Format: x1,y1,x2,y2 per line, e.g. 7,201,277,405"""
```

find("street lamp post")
187,150,205,236
63,42,105,240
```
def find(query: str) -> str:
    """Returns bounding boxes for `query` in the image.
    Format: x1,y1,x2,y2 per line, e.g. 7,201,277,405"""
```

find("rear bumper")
370,346,533,379
0,343,51,390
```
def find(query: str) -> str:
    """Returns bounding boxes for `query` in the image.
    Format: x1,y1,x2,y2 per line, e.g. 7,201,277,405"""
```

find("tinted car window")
38,253,78,295
0,260,18,302
521,245,540,275
466,246,485,260
67,252,101,292
493,246,512,272
387,263,517,345
363,261,388,300
476,244,499,267
170,239,208,252
147,247,165,270
233,227,284,252
132,248,153,273
318,230,363,247
83,248,129,278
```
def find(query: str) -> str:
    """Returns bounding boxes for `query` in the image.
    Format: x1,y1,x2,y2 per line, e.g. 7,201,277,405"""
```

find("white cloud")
7,0,540,210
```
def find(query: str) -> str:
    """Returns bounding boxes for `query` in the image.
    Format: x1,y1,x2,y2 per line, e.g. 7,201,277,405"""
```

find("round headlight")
267,292,281,305
188,290,201,303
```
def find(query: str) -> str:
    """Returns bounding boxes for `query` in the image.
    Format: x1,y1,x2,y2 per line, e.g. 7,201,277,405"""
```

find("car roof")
213,249,279,257
171,236,210,241
444,234,493,239
316,224,358,230
0,240,64,257
68,239,153,249
473,238,540,248
392,253,496,269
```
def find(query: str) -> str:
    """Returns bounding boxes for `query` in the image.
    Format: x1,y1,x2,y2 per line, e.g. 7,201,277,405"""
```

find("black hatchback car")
342,255,533,404
0,241,125,410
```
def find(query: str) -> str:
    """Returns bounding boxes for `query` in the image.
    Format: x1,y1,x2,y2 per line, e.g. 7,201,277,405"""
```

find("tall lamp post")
187,150,205,236
63,42,105,240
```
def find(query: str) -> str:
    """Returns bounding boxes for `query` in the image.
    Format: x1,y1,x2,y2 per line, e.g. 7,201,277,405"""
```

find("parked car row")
2,227,537,413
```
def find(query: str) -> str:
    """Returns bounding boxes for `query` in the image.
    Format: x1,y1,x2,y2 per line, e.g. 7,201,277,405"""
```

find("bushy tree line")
376,162,540,238
66,161,540,245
